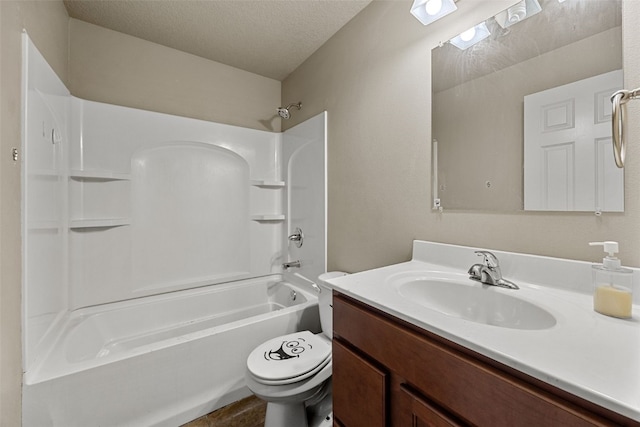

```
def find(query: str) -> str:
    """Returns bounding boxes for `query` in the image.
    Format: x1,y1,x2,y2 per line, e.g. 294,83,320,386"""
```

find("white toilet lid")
247,331,331,385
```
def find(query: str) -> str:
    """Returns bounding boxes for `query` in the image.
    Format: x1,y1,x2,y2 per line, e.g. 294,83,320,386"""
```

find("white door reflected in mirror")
524,70,624,212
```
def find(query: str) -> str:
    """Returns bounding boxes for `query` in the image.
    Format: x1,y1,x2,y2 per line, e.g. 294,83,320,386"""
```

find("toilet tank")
317,272,348,339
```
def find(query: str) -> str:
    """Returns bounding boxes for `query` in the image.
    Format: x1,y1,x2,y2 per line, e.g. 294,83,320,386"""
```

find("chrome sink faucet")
468,251,519,290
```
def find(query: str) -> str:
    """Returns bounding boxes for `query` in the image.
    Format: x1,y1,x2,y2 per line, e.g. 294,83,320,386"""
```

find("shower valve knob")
288,227,304,248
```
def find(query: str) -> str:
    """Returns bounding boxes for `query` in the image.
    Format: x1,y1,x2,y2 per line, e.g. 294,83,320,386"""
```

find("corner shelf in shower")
250,180,285,188
250,214,286,222
69,218,131,229
68,170,131,230
70,170,131,181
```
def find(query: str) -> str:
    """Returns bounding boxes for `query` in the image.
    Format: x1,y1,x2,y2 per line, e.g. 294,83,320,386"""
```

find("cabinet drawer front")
334,294,618,427
333,339,387,427
401,384,467,427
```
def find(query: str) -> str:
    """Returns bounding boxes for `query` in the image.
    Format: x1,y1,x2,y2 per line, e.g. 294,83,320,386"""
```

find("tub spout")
282,260,301,270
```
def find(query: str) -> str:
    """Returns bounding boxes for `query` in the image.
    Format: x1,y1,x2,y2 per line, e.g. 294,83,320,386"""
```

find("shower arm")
285,102,302,110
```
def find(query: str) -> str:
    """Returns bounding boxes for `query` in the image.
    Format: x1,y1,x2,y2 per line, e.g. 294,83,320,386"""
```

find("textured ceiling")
63,0,372,81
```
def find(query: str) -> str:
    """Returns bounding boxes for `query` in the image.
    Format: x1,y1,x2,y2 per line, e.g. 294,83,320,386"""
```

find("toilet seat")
247,331,331,386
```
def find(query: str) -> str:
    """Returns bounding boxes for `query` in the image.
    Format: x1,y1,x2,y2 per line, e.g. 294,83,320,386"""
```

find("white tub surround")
327,240,640,423
22,34,327,426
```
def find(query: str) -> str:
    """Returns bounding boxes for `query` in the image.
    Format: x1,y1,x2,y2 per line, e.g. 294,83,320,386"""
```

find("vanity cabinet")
332,292,639,427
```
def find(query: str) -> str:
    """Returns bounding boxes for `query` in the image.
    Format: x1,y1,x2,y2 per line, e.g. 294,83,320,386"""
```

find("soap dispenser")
589,241,633,319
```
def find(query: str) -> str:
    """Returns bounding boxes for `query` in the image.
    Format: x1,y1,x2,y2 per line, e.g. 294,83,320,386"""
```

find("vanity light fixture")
495,0,542,29
410,0,457,26
449,22,491,50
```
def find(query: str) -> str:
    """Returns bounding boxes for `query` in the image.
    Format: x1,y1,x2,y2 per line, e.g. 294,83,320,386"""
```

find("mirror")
432,0,622,212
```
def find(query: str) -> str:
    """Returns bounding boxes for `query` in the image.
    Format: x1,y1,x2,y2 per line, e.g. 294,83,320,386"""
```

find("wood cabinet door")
401,384,467,427
333,339,387,427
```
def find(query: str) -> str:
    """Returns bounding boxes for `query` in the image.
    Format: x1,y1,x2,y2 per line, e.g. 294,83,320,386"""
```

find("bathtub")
22,275,321,427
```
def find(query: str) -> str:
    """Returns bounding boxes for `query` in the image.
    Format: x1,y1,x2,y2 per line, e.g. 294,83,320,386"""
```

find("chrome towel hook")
611,87,640,168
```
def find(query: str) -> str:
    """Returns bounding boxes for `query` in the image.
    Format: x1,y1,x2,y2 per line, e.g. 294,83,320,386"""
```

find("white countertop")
326,241,640,422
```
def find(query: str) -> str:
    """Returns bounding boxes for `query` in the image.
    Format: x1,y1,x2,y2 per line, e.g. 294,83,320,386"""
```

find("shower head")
277,102,302,119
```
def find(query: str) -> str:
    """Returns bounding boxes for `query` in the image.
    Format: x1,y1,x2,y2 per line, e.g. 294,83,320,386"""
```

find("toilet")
245,272,347,427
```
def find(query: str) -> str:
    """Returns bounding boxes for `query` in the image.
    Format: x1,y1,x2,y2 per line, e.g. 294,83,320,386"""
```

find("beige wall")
283,0,640,272
69,19,282,132
0,2,69,425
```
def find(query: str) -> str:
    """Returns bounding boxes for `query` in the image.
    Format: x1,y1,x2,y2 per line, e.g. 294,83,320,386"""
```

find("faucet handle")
288,227,304,248
474,250,499,268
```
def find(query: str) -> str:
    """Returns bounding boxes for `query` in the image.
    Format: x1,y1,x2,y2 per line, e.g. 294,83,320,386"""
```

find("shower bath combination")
277,102,302,119
22,34,328,427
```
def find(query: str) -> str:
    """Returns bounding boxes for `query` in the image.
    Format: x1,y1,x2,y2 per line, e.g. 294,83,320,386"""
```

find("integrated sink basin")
393,274,556,330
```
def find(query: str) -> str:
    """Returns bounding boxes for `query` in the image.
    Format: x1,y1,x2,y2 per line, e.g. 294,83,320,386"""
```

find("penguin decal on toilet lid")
247,330,331,383
265,337,312,361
